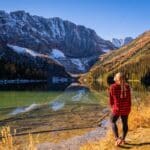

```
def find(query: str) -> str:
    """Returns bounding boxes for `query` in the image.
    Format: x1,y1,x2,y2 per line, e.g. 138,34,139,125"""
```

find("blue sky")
0,0,150,40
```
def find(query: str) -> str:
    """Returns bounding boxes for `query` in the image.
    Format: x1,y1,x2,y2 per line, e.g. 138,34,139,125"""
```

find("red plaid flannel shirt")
109,83,131,115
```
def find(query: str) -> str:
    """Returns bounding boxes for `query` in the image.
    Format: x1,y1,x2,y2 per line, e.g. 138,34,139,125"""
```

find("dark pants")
110,114,128,140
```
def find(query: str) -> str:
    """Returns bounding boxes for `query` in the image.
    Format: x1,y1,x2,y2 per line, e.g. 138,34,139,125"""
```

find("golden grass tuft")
129,102,150,130
0,126,13,150
0,126,37,150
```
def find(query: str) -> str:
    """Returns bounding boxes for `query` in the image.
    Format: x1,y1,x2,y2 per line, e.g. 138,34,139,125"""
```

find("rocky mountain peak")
112,37,133,48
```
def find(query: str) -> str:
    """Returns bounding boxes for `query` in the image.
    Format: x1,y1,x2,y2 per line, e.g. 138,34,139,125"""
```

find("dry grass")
0,126,37,150
0,126,93,149
129,101,150,130
0,126,13,150
80,96,150,150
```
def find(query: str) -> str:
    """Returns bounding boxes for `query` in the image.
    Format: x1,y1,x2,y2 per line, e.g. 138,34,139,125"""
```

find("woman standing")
109,72,131,146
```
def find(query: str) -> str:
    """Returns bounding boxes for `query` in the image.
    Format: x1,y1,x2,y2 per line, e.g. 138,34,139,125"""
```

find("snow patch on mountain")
70,59,85,71
51,49,65,58
102,48,110,53
7,44,39,57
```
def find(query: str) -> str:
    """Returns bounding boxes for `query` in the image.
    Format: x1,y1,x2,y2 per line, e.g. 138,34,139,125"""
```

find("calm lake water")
0,81,149,136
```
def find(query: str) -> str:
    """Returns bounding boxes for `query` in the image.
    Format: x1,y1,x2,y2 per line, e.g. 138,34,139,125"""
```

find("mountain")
0,10,116,74
112,37,133,48
83,31,150,85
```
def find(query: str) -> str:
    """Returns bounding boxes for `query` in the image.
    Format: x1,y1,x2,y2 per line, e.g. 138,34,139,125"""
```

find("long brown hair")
114,72,127,98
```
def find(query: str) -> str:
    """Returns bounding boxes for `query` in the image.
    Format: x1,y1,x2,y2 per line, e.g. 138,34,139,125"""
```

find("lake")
0,81,149,138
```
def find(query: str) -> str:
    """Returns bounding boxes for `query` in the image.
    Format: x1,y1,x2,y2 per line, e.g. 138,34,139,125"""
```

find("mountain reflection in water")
49,83,91,111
